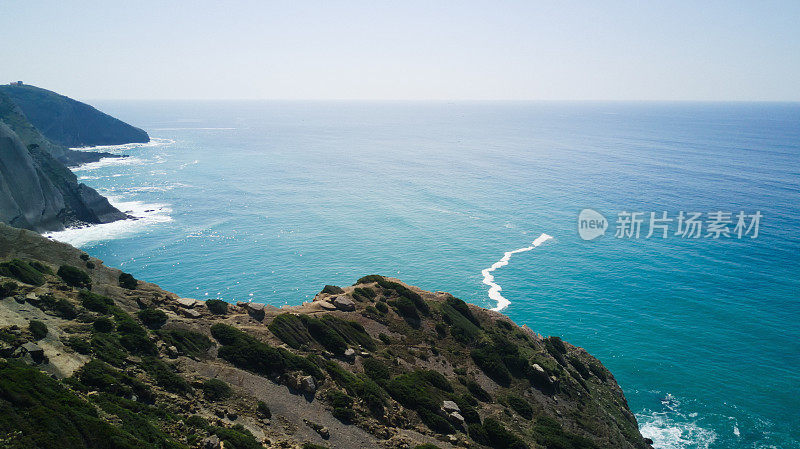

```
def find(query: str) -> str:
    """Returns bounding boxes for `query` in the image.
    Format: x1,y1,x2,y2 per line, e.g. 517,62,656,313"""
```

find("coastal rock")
316,300,337,311
442,400,460,413
332,296,355,311
176,298,198,308
181,309,202,319
201,435,223,449
300,375,316,394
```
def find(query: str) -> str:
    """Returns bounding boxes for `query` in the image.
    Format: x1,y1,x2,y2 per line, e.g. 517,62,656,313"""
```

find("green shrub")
441,299,482,343
113,309,157,356
321,285,344,294
90,332,127,365
66,336,92,354
141,357,191,395
471,348,511,386
79,290,114,314
202,378,232,401
0,259,45,285
156,329,213,357
256,401,272,419
80,254,90,261
304,315,348,354
137,308,167,329
57,265,91,289
93,317,115,332
388,296,420,327
0,280,17,297
414,445,443,449
118,272,138,289
327,389,353,408
378,333,391,344
445,296,479,326
375,301,388,313
206,299,228,315
454,395,481,423
322,361,385,413
353,286,376,300
332,406,356,423
212,424,263,449
418,408,454,434
29,320,47,340
0,359,167,449
362,358,391,382
86,261,95,269
466,379,492,402
268,313,313,349
38,294,78,319
28,260,53,275
506,394,533,419
588,362,607,381
377,279,429,315
75,360,153,403
469,422,491,445
569,355,590,379
482,417,528,449
185,415,208,429
211,323,322,379
356,274,384,284
532,416,599,449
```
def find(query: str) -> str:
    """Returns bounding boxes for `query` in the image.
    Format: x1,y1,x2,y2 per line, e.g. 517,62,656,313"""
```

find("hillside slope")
0,84,149,148
0,224,652,449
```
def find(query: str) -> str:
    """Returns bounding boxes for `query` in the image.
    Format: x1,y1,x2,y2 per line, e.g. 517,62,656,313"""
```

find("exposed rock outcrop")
0,122,127,232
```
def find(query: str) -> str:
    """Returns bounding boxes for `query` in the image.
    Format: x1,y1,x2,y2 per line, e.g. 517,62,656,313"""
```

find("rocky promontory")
0,223,653,449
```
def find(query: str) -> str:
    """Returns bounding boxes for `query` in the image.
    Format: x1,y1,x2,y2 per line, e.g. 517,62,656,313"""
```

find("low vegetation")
57,265,91,289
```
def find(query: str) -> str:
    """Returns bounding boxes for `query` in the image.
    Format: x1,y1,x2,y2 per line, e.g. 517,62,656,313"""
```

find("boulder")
343,348,356,362
201,435,223,449
244,303,266,321
19,342,45,363
181,309,202,319
300,375,316,394
176,298,197,308
316,300,337,311
442,400,460,413
332,296,356,311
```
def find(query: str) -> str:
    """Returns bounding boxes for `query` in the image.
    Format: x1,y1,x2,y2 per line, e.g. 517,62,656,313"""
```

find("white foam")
637,411,717,449
43,197,172,247
481,233,553,311
70,137,175,153
72,156,147,172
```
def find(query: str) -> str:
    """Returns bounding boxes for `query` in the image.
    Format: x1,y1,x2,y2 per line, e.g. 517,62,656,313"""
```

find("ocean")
47,101,800,449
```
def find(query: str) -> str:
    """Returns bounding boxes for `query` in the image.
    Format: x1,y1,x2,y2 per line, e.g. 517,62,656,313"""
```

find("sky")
1,1,799,101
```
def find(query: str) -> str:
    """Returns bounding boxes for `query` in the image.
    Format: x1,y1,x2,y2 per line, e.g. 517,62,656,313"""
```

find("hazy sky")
2,1,799,101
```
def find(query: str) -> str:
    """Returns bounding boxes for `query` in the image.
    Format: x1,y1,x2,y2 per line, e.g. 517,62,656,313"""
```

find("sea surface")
49,101,800,449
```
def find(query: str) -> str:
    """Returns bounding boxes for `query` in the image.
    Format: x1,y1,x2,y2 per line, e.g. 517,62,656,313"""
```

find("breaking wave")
481,233,553,311
43,196,172,247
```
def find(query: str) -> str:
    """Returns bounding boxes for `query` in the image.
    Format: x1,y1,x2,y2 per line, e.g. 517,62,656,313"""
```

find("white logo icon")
578,209,607,240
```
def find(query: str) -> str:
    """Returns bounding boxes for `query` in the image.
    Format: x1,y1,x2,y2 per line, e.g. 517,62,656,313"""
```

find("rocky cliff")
0,84,149,148
0,123,127,232
0,224,653,449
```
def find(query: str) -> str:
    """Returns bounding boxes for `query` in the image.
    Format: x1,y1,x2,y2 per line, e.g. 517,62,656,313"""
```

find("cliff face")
0,123,127,232
0,224,652,449
0,84,149,148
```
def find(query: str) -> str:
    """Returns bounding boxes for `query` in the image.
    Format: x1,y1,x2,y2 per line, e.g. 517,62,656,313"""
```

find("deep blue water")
52,101,800,449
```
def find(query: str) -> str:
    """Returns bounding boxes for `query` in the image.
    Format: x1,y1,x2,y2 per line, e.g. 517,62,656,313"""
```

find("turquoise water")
52,101,800,449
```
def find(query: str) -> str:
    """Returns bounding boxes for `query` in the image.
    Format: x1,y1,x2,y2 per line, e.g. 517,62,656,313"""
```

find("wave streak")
482,233,553,311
